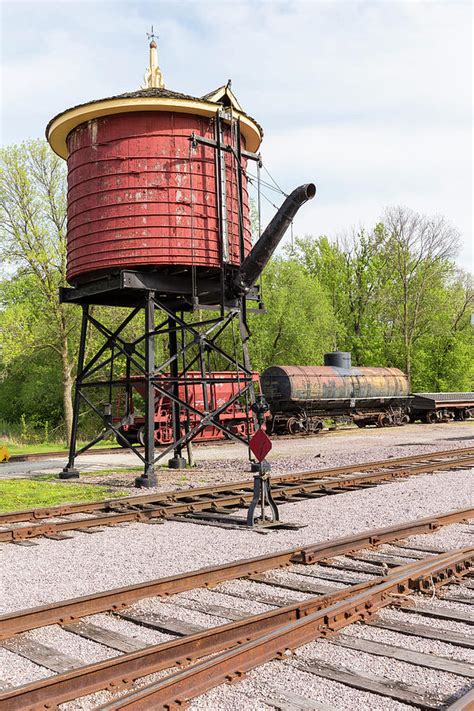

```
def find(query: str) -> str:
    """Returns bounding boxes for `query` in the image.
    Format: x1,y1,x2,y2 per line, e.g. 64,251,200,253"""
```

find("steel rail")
5,421,473,463
2,446,472,525
446,687,474,711
1,451,473,542
1,548,470,711
96,548,473,711
3,445,472,526
1,507,471,638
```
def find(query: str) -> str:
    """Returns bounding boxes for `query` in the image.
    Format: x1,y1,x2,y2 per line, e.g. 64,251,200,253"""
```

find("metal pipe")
230,183,316,296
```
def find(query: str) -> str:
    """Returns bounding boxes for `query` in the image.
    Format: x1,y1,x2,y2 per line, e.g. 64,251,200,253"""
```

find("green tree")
248,257,339,371
0,140,78,442
290,235,347,348
380,206,460,387
418,270,474,391
291,229,390,365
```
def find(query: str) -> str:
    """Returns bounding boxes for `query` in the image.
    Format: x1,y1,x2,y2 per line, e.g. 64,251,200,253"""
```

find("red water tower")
47,37,315,486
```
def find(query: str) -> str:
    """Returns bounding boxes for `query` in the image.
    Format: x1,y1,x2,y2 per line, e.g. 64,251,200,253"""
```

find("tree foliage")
0,140,472,439
0,140,78,441
248,258,340,371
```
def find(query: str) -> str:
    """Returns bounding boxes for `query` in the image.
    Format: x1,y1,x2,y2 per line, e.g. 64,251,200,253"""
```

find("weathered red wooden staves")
66,112,252,283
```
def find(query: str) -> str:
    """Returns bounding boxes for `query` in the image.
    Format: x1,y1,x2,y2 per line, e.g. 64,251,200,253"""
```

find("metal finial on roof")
147,25,158,47
142,26,164,88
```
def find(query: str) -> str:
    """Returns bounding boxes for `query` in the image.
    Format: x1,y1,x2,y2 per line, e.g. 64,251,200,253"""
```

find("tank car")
261,352,410,434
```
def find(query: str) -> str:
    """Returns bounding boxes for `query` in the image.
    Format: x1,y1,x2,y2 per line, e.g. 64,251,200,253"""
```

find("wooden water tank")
47,87,263,285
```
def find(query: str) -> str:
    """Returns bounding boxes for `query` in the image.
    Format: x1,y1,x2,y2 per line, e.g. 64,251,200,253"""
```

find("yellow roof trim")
47,97,262,158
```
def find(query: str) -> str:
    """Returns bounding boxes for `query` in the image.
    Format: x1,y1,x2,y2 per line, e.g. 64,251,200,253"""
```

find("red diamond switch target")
249,428,272,462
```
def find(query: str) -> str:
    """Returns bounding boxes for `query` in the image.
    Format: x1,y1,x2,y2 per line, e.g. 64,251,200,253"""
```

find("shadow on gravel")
395,443,429,446
442,436,474,441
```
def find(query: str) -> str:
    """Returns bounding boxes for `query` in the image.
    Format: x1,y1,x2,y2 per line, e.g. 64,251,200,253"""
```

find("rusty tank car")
261,352,410,434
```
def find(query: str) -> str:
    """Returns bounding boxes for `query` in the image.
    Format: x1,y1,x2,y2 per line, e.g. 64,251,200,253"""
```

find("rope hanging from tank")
231,313,248,437
246,171,286,196
262,164,288,197
257,159,262,241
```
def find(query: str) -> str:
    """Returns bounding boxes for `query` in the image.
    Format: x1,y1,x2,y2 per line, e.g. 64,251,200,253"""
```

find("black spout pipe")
231,183,316,297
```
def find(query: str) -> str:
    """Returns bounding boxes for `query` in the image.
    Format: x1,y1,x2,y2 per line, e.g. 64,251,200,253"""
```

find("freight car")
113,355,473,445
260,352,411,434
114,372,258,446
409,393,474,424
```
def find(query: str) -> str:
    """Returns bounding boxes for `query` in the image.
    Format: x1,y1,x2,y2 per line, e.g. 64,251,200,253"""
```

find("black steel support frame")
61,293,256,487
61,115,263,491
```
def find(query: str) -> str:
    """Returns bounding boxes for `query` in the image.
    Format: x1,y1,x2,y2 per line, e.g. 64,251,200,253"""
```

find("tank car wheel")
454,410,465,421
287,417,305,435
425,411,438,425
355,421,367,428
377,413,392,428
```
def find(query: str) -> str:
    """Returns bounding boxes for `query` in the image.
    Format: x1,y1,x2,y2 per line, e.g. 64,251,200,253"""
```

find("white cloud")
1,0,471,269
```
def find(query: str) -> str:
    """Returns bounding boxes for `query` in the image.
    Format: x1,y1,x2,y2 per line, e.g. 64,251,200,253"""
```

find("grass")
0,479,128,513
33,467,144,480
3,440,117,456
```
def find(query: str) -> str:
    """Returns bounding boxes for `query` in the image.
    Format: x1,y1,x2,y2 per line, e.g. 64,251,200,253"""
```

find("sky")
1,0,472,270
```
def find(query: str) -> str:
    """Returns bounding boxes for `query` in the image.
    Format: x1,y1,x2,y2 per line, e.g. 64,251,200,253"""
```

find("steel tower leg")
168,314,186,469
60,304,89,479
239,308,258,468
135,293,158,487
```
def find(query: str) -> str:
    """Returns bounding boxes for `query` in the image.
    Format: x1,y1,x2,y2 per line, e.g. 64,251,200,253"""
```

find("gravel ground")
0,646,53,687
1,425,472,709
186,587,474,711
1,469,472,614
63,422,474,491
187,661,418,711
344,618,474,661
2,420,472,487
3,514,473,708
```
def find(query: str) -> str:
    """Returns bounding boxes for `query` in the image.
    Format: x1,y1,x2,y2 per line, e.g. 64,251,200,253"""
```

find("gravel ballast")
2,468,472,614
1,425,472,709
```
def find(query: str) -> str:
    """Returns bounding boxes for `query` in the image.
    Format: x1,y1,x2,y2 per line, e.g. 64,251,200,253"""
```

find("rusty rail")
3,445,472,525
1,546,471,711
1,448,473,542
1,507,471,638
96,548,473,711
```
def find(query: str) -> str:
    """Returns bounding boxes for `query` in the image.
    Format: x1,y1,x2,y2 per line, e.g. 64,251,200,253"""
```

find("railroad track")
5,439,235,463
6,422,471,462
4,429,342,463
0,508,472,710
1,447,473,542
